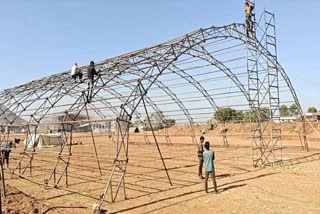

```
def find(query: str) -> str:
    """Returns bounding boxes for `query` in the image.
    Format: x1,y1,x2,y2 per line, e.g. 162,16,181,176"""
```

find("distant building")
39,113,86,133
304,113,320,122
279,116,298,123
78,121,112,132
0,104,27,133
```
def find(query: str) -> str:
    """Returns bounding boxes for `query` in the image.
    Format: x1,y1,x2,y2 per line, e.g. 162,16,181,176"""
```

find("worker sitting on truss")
245,1,254,37
71,63,83,83
87,61,97,103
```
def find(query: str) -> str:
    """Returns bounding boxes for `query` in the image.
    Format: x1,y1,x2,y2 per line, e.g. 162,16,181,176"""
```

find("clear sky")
0,0,319,111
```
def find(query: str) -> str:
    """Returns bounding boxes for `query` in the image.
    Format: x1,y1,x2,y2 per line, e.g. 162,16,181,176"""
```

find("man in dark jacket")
87,61,97,103
2,141,12,168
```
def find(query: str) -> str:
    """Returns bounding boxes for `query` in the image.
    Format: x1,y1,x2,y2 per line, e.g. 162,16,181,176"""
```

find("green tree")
289,103,299,115
214,108,237,122
307,106,318,113
144,111,166,130
242,108,270,122
166,119,176,127
280,104,289,116
242,111,253,122
234,110,244,122
259,107,270,121
133,117,143,127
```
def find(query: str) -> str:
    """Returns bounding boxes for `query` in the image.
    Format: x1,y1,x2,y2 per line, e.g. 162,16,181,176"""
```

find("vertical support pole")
264,10,283,166
143,130,151,144
164,125,173,145
53,168,56,184
85,104,102,176
245,0,264,167
0,156,4,214
66,166,68,188
0,157,5,197
301,117,308,151
30,160,32,177
99,111,130,210
139,84,172,186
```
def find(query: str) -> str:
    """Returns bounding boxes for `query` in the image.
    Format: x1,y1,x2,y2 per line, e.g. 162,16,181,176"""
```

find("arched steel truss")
0,19,307,209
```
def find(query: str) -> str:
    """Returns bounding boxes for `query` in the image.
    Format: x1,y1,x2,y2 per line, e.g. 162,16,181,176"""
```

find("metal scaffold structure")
0,1,308,211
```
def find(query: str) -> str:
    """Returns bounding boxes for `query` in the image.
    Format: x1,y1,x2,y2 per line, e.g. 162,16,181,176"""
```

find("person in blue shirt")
203,141,217,193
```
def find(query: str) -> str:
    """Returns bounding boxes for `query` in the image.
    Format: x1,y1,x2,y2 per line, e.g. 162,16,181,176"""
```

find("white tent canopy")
24,133,63,148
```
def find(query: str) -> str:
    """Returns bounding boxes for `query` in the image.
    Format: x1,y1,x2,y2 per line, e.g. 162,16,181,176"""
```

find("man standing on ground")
203,141,218,193
87,61,97,103
2,141,12,169
197,136,205,179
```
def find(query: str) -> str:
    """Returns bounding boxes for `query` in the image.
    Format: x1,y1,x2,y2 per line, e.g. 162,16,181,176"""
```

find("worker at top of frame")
87,61,98,103
245,1,254,37
87,61,97,82
71,63,83,83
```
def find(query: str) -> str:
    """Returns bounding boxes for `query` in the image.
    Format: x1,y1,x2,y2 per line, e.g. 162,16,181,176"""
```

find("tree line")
280,104,318,116
214,104,318,123
213,107,270,122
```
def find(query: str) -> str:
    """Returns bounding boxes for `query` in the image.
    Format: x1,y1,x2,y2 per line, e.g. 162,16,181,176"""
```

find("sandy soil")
2,124,320,213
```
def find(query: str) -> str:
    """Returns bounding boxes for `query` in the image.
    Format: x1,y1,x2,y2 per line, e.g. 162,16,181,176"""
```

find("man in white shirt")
71,63,83,83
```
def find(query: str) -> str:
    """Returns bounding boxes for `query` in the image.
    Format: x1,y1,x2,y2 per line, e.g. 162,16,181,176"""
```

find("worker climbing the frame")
87,60,97,103
245,1,254,37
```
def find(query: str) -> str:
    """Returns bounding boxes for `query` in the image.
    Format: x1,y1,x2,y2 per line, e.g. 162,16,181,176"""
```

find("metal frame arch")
0,19,308,210
96,76,164,144
198,23,304,116
126,67,197,145
25,61,132,126
112,75,173,145
127,45,250,148
127,45,248,146
187,44,249,101
99,34,211,207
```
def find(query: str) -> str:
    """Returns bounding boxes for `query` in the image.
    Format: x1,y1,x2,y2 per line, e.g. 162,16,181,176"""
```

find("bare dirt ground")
3,123,320,213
